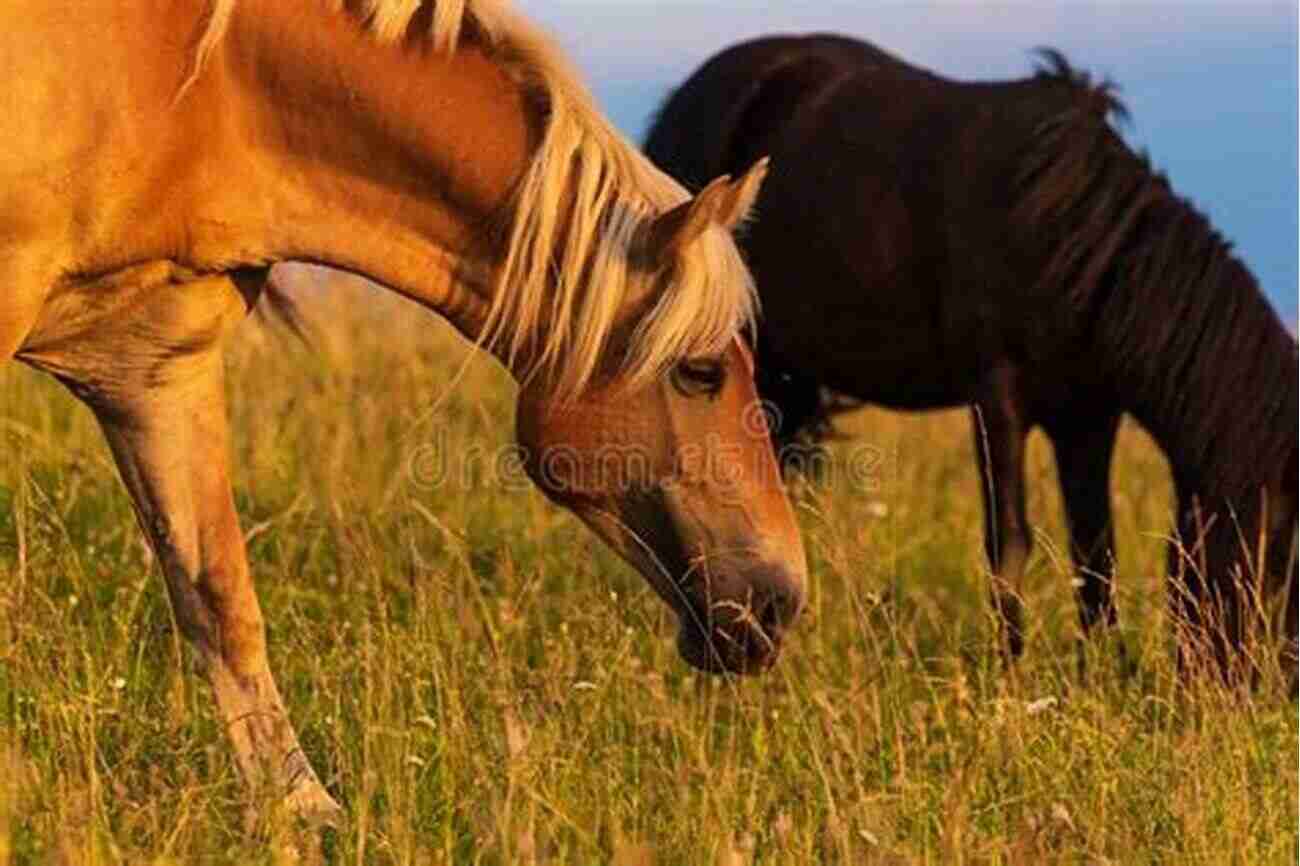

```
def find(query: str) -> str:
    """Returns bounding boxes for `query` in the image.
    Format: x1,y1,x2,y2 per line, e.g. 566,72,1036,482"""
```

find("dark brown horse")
646,34,1298,678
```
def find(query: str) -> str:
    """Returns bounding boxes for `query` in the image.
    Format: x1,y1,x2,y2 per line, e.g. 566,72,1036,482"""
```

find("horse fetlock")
206,662,320,790
1078,592,1119,632
990,582,1026,657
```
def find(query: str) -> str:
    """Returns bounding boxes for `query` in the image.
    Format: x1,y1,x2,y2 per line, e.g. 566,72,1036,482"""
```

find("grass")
0,275,1295,864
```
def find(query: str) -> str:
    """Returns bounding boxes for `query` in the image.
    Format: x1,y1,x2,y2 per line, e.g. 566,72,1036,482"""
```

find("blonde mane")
191,0,756,397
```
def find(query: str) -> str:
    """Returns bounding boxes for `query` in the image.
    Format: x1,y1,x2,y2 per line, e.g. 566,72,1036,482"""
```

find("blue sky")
519,1,1298,321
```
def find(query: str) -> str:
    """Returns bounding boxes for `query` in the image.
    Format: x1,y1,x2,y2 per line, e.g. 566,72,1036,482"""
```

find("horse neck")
211,0,537,341
1096,219,1298,509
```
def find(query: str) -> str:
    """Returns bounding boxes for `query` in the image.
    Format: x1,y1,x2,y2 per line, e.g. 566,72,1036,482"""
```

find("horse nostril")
758,583,801,634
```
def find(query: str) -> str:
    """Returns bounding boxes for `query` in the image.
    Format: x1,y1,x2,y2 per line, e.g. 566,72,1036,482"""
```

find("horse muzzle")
673,563,804,675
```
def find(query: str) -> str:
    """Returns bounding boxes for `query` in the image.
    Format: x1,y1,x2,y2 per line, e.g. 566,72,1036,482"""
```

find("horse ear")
714,156,769,229
646,157,770,258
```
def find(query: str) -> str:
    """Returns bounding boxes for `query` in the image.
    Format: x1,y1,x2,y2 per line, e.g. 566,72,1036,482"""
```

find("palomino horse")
646,35,1298,679
1,1,808,817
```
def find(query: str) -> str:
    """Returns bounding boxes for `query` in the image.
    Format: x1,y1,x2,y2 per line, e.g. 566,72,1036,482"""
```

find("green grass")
1,277,1295,864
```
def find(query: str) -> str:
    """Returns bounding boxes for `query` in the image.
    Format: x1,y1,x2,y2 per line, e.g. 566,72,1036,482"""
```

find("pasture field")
1,277,1295,865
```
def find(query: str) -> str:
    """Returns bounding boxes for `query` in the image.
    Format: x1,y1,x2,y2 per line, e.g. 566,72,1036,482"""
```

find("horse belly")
763,290,971,410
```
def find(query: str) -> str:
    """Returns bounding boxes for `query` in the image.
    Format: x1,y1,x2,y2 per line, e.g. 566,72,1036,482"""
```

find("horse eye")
671,357,727,397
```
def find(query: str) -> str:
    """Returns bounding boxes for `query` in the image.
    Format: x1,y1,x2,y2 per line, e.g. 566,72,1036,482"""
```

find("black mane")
1014,51,1296,496
1029,47,1130,125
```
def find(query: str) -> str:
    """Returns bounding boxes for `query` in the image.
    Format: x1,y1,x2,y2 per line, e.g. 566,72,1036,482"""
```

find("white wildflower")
1025,696,1058,716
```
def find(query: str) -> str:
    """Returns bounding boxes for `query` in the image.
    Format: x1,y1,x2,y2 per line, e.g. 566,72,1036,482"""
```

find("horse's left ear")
646,157,770,258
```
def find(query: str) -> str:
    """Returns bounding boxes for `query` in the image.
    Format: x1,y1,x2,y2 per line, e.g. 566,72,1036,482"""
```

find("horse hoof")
285,783,345,827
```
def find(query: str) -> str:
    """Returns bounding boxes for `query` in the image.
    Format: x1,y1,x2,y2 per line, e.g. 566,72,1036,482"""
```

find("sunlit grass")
1,274,1295,864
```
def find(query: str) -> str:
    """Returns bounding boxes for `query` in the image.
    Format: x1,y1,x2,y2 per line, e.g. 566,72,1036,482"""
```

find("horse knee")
163,562,267,678
165,579,224,664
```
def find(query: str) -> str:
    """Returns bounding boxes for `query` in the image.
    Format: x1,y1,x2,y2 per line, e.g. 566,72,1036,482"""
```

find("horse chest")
17,263,252,399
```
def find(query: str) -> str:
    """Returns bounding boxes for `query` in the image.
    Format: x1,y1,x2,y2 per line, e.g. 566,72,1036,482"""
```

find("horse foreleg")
1044,413,1121,629
1283,562,1297,692
971,367,1033,660
75,335,340,822
1045,411,1124,675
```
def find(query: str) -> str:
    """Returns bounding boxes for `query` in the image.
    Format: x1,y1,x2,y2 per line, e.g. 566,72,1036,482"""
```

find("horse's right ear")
645,157,770,258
